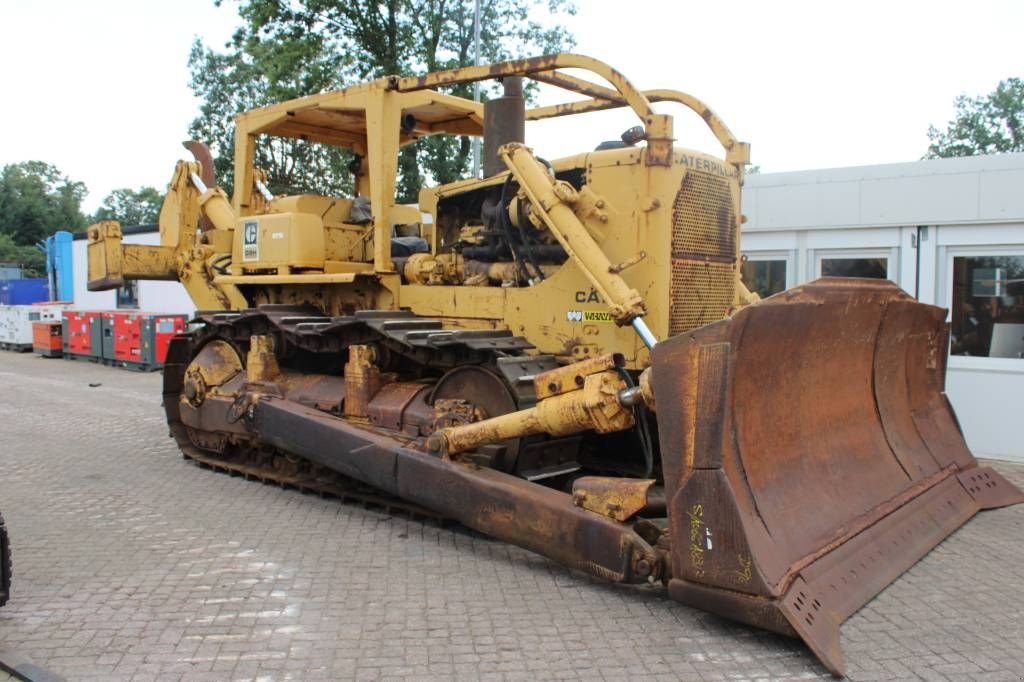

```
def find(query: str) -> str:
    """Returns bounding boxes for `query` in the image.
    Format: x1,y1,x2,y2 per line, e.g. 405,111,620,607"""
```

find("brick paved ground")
0,351,1021,682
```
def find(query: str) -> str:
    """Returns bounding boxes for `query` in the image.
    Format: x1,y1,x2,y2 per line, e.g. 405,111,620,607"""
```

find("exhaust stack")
483,77,525,177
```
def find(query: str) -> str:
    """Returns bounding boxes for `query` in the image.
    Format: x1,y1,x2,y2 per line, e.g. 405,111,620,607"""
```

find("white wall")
741,154,1024,464
72,231,195,315
947,362,1024,459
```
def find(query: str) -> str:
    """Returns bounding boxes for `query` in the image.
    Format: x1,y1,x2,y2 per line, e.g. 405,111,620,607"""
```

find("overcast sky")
2,0,1022,212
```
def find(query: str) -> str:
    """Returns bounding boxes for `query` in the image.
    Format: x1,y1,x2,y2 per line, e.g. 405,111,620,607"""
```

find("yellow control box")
232,212,325,273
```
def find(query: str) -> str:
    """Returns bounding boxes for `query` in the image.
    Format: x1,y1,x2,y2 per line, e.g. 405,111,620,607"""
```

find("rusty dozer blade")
650,277,1023,677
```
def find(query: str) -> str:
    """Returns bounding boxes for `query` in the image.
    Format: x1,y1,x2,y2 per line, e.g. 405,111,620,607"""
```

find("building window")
820,257,888,279
116,280,139,309
950,255,1024,358
741,258,788,299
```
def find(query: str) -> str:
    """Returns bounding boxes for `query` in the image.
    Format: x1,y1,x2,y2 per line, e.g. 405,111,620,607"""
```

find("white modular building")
741,152,1024,462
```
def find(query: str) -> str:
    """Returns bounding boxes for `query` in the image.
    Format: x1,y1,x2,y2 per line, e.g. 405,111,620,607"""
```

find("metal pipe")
189,172,208,194
631,318,658,350
255,179,275,202
470,0,482,178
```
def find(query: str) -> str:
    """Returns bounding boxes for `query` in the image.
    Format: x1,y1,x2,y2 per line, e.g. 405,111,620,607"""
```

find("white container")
0,304,70,349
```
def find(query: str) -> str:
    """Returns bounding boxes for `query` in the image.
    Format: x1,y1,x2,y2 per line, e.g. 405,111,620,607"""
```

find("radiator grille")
671,171,736,258
669,260,735,336
669,170,737,335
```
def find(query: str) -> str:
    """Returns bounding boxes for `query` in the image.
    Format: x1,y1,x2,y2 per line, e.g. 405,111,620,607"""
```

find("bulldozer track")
189,305,538,371
0,510,11,607
162,306,556,522
183,449,447,521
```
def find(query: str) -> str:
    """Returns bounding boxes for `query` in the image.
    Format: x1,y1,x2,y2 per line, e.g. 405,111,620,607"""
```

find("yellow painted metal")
499,143,647,324
343,345,380,419
571,477,656,522
231,212,326,274
247,335,281,384
427,370,634,456
86,222,175,289
198,188,236,233
364,88,400,273
526,88,750,167
397,144,739,367
391,54,656,120
87,159,247,311
86,52,749,370
214,273,360,285
533,353,623,400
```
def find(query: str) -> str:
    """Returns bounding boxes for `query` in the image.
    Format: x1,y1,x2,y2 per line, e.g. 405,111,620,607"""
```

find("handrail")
389,53,747,166
526,88,750,166
390,53,656,123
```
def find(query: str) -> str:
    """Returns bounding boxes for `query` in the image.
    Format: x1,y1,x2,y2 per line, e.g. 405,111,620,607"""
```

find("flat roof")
743,152,1024,230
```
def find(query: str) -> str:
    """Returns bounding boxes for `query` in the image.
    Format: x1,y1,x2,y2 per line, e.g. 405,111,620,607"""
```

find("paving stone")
0,352,1022,680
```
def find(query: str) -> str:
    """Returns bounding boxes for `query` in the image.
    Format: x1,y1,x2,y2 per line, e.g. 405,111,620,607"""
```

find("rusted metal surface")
251,395,660,584
246,335,280,383
0,510,9,607
482,77,525,177
650,278,1024,677
533,353,623,400
183,140,216,232
571,476,655,522
182,339,243,407
183,140,216,188
428,365,520,465
367,381,430,432
161,296,1024,676
643,114,674,167
343,345,379,419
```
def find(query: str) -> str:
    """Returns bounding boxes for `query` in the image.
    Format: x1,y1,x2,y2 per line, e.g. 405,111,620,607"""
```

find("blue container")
0,278,49,305
45,231,74,302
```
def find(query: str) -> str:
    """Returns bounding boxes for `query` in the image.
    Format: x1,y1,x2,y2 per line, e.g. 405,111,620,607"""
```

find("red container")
148,314,187,365
63,310,99,357
113,312,144,364
32,321,63,357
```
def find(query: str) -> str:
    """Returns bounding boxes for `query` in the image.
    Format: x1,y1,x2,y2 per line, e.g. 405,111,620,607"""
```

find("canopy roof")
231,53,747,164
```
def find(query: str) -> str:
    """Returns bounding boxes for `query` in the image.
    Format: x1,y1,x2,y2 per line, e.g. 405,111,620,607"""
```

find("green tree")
92,186,164,226
0,233,45,278
926,78,1024,158
188,30,354,199
189,0,575,202
0,161,87,247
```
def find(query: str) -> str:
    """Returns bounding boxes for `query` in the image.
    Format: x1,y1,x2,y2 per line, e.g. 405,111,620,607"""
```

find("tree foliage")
0,161,87,277
92,186,164,226
0,233,45,278
0,161,87,247
926,78,1024,158
188,30,354,199
189,0,575,202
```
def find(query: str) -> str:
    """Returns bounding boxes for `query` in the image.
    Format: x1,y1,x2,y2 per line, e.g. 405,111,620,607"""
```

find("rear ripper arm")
86,158,246,311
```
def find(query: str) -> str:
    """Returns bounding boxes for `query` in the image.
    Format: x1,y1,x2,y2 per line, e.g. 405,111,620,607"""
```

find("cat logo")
242,220,259,261
574,288,603,303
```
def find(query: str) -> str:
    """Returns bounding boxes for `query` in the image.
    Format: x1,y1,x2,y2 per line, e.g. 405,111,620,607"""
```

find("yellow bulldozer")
87,54,1022,675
